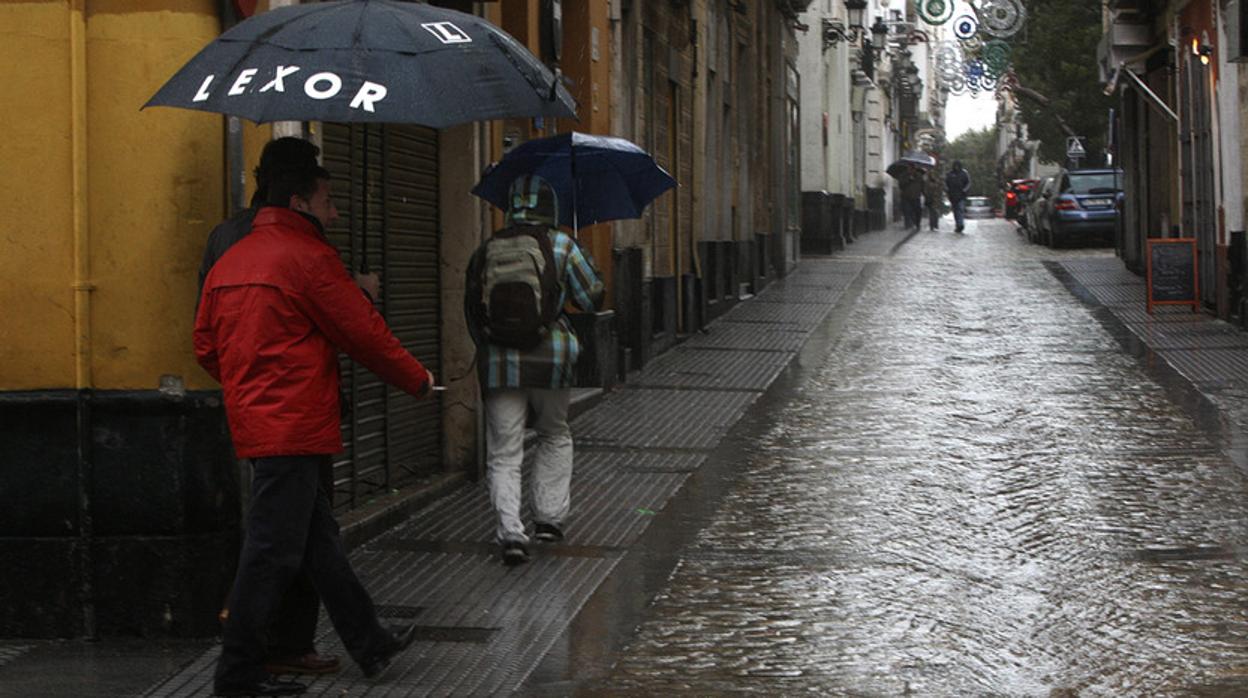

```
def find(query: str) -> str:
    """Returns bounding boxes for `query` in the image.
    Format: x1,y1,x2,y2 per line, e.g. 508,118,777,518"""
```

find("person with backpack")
945,160,972,233
464,174,605,566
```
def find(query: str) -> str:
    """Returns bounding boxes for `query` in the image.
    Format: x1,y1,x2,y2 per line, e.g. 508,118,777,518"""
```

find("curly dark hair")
252,137,324,207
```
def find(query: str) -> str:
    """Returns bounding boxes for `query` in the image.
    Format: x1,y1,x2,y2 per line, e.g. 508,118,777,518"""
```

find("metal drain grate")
572,388,759,450
634,348,794,391
409,625,499,644
684,323,811,352
721,301,831,327
375,604,426,619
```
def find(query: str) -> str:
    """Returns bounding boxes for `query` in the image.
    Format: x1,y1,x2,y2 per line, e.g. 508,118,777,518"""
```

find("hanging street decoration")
913,0,1028,98
918,0,955,25
981,40,1012,78
953,14,979,41
978,0,1026,39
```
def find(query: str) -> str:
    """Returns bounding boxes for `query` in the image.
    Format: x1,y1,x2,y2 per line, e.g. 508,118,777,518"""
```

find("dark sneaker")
213,677,307,696
360,623,419,681
534,522,564,543
501,540,529,566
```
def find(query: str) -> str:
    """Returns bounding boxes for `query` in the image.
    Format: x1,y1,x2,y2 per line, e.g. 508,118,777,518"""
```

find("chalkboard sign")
1146,238,1198,313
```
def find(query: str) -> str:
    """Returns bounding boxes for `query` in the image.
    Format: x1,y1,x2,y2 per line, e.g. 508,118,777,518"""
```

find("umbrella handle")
548,68,562,103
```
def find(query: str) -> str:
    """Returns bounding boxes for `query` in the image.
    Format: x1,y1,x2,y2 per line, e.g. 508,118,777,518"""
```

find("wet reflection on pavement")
599,221,1248,695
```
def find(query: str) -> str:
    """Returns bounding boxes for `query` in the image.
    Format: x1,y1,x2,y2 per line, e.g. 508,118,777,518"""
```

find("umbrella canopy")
472,132,677,229
144,0,576,126
886,151,937,178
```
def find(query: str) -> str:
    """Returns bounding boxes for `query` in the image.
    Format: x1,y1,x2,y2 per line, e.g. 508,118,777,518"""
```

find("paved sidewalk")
134,247,876,695
1056,258,1248,461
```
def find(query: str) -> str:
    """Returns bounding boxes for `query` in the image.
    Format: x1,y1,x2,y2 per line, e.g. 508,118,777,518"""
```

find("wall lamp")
822,0,869,51
1191,31,1213,66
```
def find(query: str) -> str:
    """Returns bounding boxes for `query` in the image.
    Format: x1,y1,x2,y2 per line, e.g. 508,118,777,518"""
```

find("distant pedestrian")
946,160,972,233
464,174,604,567
924,168,944,231
196,157,433,696
197,136,345,681
899,165,924,232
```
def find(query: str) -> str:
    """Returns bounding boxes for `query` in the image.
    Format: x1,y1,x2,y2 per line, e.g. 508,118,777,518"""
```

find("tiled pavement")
139,255,871,696
1058,257,1248,458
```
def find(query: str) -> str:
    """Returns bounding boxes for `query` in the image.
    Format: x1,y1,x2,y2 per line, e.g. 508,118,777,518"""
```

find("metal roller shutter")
322,123,443,512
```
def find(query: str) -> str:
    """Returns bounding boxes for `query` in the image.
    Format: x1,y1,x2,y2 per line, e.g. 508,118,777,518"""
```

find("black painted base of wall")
610,235,784,369
569,311,618,389
0,390,239,638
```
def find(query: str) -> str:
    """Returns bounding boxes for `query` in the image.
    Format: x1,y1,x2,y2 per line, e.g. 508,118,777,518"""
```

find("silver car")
963,196,994,219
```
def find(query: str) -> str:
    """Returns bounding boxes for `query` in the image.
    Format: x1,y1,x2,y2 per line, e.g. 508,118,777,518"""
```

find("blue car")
1043,168,1123,247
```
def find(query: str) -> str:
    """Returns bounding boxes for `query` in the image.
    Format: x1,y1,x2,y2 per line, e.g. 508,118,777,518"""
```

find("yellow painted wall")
0,2,77,390
1,1,233,391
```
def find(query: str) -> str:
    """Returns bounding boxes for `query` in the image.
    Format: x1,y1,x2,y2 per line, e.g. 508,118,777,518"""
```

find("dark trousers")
927,205,940,230
236,458,332,659
214,455,390,690
952,198,967,230
902,197,922,230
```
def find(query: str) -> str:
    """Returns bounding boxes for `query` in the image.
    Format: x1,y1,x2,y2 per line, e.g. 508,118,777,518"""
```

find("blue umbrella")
472,131,677,231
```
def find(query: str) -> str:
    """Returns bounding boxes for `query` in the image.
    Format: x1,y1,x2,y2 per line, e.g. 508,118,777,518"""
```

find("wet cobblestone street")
596,220,1248,696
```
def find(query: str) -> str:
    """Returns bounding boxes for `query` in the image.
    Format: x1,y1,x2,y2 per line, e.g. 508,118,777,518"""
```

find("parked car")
1025,176,1057,244
1005,178,1038,222
1038,168,1123,247
963,196,994,219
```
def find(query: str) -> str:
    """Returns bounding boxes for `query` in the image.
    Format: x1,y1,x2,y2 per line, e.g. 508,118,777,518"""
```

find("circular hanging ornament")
965,58,986,81
979,0,1026,39
946,72,967,95
952,14,979,41
918,0,955,25
982,40,1011,78
936,41,964,81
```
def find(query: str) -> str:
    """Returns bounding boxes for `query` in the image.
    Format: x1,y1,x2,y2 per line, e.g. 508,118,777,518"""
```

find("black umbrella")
143,0,576,126
886,151,937,179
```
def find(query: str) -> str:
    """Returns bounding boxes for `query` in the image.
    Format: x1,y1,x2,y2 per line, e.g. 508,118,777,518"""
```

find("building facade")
0,0,803,638
1100,0,1247,320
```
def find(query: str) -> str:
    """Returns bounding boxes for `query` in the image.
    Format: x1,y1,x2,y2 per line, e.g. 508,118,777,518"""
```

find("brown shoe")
264,652,341,676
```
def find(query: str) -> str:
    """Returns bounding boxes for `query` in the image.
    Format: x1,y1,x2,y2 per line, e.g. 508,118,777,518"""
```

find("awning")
1109,66,1177,123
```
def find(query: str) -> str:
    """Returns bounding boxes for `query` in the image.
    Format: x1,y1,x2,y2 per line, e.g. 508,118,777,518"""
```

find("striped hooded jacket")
465,174,604,390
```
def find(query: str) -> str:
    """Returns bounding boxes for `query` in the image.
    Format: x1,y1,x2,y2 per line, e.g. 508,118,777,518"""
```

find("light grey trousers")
485,388,573,544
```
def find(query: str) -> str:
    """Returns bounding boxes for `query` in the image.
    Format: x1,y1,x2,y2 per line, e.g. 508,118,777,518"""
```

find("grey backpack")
479,225,560,350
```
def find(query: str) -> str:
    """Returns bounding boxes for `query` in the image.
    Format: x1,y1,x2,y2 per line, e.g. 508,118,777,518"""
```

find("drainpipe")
69,0,96,640
221,1,246,213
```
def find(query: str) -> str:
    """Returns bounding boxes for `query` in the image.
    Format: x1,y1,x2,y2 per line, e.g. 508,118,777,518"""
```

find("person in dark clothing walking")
945,160,972,233
924,168,945,231
196,160,432,697
898,165,925,232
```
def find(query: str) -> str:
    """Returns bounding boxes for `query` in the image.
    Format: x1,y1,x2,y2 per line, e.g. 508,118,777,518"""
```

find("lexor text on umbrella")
192,67,388,112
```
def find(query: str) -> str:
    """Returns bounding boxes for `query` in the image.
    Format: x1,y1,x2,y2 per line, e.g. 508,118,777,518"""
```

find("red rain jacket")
194,207,430,458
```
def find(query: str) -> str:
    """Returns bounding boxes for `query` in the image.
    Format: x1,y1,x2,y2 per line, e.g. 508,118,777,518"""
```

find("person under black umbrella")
196,158,434,697
899,164,926,232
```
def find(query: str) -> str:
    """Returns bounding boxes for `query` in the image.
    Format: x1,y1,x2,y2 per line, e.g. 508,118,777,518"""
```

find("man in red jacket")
195,160,433,697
